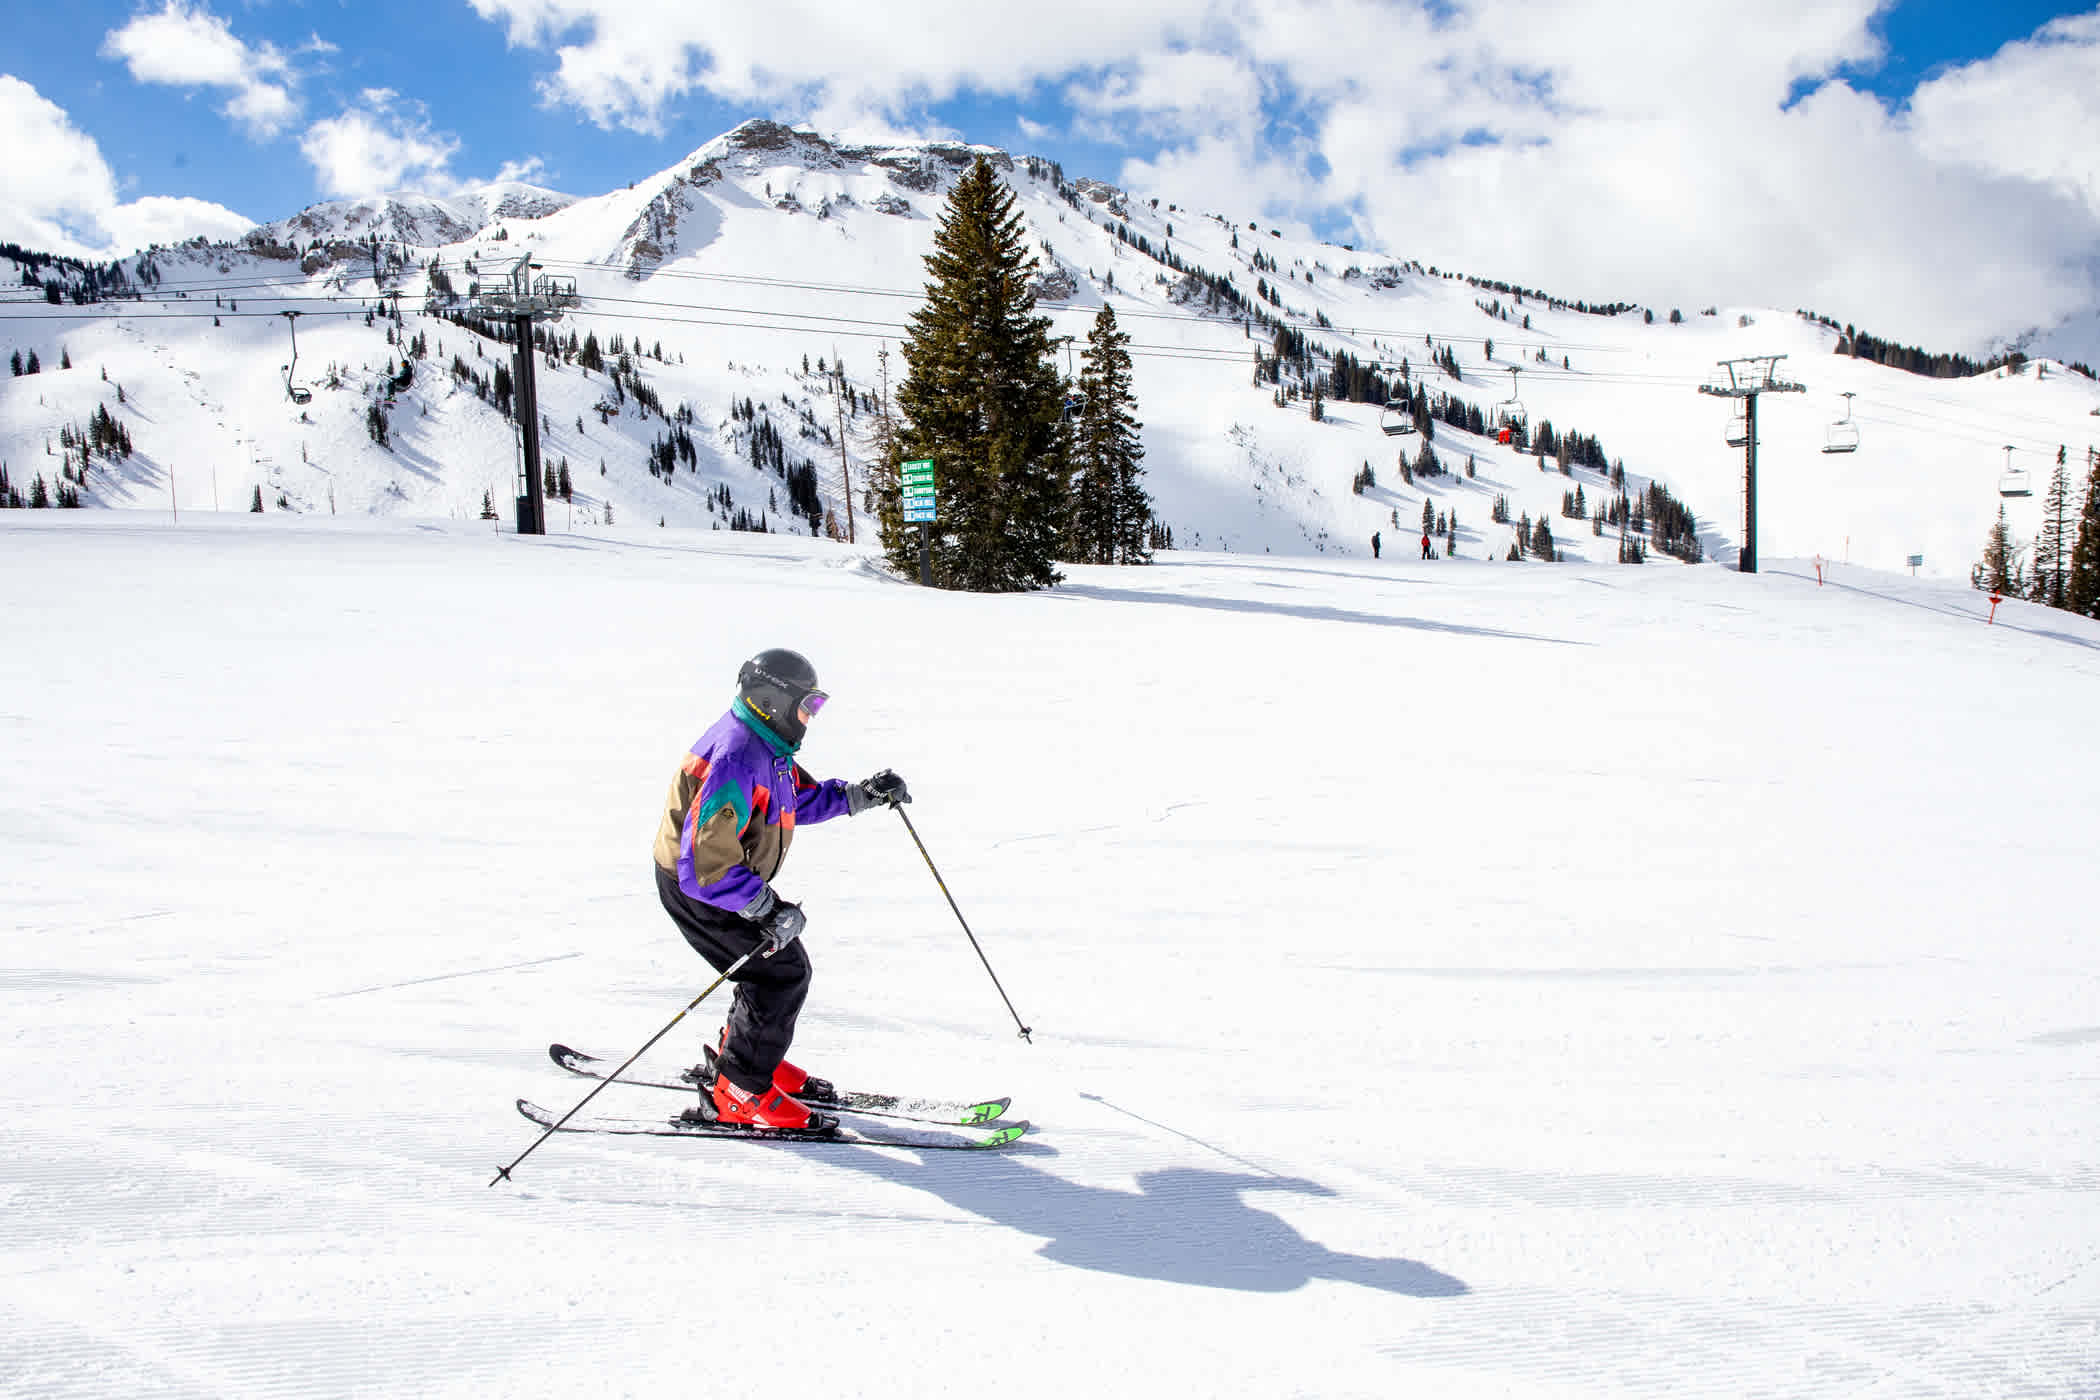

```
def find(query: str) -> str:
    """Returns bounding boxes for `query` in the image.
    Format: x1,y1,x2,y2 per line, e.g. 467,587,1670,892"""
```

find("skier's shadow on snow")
830,1145,1469,1298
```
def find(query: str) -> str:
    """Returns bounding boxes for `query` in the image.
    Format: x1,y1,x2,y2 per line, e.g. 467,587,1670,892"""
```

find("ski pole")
892,805,1033,1043
490,949,757,1187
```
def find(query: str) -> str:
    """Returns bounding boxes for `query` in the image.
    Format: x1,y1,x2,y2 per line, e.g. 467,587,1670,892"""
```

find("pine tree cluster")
882,159,1155,590
1988,448,2100,618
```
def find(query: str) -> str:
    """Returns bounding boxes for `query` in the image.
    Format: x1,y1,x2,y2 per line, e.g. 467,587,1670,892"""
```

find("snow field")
4,512,2099,1397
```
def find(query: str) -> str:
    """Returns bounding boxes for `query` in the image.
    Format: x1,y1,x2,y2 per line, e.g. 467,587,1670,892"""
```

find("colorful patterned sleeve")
677,759,768,910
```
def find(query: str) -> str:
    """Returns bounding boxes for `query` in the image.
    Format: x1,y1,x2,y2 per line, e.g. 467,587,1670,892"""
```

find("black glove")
846,768,911,815
753,899,806,957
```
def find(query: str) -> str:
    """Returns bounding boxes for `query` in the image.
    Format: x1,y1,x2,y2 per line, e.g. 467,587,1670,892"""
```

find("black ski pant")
655,865,811,1094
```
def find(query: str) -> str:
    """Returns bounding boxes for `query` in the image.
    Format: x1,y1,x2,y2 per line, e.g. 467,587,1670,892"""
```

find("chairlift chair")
1998,445,2031,497
1379,400,1417,437
279,310,311,405
1495,366,1527,436
1821,391,1859,454
1724,404,1748,448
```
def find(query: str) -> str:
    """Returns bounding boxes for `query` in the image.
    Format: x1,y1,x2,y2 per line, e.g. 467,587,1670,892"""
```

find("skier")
1420,530,1433,559
1371,531,1382,559
652,648,911,1131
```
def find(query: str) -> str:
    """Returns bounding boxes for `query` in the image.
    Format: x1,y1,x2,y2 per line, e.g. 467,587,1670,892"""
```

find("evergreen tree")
2031,460,2077,609
8,351,18,377
24,350,39,374
250,484,264,512
1530,515,1555,561
30,474,49,508
480,489,498,521
2068,451,2100,617
1066,304,1151,565
886,158,1069,591
1971,503,2027,595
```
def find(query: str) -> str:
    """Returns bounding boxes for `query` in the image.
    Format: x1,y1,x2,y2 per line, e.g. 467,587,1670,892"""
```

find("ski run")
6,513,2099,1397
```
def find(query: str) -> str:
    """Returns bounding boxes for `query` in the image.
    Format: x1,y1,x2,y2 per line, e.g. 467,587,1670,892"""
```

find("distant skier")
1371,531,1382,559
652,648,910,1131
1420,530,1433,560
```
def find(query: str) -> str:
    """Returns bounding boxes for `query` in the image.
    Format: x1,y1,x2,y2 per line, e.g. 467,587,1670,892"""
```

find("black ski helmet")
736,648,823,745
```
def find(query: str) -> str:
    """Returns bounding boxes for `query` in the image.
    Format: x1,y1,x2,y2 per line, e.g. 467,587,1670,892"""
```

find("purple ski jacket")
650,700,854,913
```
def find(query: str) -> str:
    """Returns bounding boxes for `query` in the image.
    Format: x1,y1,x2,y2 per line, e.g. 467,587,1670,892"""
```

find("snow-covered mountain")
249,183,577,258
3,117,2097,579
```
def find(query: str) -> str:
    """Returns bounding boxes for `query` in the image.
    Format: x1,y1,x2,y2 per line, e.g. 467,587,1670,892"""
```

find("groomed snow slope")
5,120,2098,580
6,513,2099,1398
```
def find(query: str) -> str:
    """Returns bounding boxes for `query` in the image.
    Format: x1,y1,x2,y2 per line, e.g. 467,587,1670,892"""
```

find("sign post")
900,458,937,587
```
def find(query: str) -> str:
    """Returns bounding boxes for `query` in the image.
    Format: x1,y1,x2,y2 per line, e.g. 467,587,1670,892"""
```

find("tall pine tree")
2030,459,2077,609
885,158,1068,591
2067,449,2100,618
1066,304,1152,565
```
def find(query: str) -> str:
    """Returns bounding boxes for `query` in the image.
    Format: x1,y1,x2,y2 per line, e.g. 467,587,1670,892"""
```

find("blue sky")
5,2,2099,349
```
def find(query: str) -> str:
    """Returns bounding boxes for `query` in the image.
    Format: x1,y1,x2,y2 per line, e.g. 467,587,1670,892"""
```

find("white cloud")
100,1,299,139
491,155,550,186
102,193,260,252
462,0,1214,134
0,74,252,257
457,0,2100,350
1906,11,2100,217
299,90,464,197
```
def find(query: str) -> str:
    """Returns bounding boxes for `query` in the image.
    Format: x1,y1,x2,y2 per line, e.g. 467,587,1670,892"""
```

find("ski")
548,1043,1011,1126
515,1098,1030,1150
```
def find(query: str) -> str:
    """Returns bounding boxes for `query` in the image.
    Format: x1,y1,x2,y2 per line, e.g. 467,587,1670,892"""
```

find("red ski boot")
698,1034,837,1106
769,1057,837,1106
710,1076,834,1132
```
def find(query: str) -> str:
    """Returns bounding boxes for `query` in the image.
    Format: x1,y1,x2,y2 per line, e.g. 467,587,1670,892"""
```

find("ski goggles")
796,690,829,724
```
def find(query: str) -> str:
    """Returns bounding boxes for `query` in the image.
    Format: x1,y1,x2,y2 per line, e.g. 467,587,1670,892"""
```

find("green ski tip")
964,1101,1008,1125
977,1124,1030,1148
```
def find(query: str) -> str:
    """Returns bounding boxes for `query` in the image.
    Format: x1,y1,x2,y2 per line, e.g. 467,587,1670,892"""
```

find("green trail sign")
900,458,938,524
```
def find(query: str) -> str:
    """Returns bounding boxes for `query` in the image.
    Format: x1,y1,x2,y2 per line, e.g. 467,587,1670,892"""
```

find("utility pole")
832,346,854,543
1698,355,1804,573
468,256,578,535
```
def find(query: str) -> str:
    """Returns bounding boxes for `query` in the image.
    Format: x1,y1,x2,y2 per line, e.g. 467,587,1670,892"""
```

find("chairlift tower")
1698,355,1804,573
467,255,579,535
